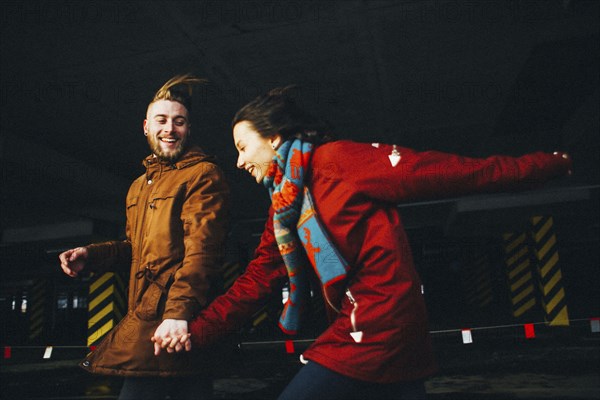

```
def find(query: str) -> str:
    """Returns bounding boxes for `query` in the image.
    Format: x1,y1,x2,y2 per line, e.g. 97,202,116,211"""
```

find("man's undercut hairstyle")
151,74,207,113
232,85,335,145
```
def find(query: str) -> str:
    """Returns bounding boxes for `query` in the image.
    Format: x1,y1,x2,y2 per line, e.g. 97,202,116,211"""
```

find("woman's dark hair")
232,86,335,144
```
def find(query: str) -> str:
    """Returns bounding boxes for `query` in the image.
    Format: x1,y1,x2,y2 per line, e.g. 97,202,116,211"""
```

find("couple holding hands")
59,74,572,400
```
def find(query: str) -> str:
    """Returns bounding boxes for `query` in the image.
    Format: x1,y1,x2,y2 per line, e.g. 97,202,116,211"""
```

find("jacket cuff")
189,316,230,347
551,151,573,176
163,301,197,322
84,243,107,271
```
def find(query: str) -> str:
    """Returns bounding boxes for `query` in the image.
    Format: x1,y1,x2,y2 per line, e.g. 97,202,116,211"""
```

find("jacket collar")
142,146,215,170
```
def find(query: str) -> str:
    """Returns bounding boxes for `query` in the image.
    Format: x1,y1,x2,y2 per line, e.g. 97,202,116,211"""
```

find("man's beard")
147,135,189,163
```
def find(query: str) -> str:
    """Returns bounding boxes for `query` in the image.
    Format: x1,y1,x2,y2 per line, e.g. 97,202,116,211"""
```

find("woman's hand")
553,151,572,176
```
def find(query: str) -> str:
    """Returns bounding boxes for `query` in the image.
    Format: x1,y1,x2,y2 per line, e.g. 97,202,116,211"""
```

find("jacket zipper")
133,170,155,307
345,289,363,343
322,288,340,314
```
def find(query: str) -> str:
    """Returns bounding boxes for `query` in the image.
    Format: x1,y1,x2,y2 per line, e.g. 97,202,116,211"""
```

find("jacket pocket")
135,270,175,321
147,185,186,245
148,184,184,212
126,195,139,209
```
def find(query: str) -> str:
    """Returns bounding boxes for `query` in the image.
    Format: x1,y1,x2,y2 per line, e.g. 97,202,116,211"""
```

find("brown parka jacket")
79,146,229,377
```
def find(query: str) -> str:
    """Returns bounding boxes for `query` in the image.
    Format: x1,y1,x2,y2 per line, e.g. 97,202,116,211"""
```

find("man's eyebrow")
235,140,242,149
153,114,187,120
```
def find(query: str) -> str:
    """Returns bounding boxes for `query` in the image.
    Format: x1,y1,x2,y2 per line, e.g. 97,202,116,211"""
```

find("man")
59,74,229,399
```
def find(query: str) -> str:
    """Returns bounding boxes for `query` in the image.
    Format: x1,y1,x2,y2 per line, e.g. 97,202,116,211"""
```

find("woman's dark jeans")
278,361,427,400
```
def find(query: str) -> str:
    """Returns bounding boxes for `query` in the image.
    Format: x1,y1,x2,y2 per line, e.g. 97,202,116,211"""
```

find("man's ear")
143,120,148,136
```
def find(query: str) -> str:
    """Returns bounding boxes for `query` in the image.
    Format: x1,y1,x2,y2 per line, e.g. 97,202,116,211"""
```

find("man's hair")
232,85,335,144
150,74,207,112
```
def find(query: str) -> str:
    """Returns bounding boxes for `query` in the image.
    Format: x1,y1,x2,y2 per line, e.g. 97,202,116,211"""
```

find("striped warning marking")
463,252,494,309
28,280,47,342
252,310,269,327
530,216,569,326
503,232,537,319
222,262,242,289
87,272,126,347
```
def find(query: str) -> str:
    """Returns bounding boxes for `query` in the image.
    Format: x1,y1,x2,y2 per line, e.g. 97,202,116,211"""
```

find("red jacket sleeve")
189,207,288,346
327,141,572,203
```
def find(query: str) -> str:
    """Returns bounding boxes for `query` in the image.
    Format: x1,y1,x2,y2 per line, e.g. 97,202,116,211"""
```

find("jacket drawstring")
135,266,168,295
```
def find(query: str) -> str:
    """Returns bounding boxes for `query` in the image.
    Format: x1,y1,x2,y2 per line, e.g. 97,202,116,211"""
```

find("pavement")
1,332,599,399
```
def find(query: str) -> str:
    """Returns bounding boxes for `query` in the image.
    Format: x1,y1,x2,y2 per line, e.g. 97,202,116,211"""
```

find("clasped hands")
151,319,193,356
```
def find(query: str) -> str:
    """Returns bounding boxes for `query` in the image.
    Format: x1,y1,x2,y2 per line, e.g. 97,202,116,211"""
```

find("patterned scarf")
264,139,349,334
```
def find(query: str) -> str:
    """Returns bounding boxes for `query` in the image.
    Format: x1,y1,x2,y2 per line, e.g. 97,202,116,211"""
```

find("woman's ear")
143,120,148,136
270,134,283,150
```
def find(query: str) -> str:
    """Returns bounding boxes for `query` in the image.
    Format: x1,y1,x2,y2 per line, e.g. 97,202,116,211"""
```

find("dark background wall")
0,0,598,345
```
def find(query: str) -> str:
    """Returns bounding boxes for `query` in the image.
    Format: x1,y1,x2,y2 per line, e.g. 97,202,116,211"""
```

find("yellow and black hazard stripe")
463,252,494,309
251,307,270,328
530,216,569,326
28,280,47,342
87,272,126,347
503,231,538,319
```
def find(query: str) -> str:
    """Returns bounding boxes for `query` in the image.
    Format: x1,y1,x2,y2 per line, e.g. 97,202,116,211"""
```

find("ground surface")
1,333,599,399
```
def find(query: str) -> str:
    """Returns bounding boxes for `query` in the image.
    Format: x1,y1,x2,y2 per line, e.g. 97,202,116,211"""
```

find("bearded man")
59,74,229,399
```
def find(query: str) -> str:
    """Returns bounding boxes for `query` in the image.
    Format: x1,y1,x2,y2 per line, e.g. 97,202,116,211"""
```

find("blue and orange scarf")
264,139,349,334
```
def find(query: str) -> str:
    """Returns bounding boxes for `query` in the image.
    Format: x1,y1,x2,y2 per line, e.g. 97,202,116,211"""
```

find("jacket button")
147,179,153,185
82,361,90,367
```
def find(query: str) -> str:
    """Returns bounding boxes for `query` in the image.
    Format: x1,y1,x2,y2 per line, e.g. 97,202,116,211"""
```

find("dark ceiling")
1,0,599,246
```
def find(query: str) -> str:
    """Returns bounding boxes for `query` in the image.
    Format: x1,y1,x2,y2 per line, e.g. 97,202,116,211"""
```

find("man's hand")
58,247,88,278
151,319,192,356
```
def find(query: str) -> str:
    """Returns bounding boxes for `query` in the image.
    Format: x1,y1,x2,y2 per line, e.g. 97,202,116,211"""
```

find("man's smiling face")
144,99,191,162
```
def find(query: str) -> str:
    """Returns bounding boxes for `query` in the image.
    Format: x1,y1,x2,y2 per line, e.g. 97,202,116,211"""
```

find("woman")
153,87,572,399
